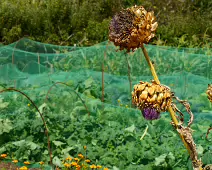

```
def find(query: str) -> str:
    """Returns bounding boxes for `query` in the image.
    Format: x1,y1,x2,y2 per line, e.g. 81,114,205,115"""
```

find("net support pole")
38,53,40,74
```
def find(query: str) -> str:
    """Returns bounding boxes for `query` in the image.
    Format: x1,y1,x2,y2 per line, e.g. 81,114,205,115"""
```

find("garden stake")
0,88,52,166
102,42,109,109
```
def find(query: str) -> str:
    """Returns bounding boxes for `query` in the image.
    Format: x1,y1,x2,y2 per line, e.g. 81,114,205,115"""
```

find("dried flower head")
109,5,158,52
132,80,172,120
206,84,212,102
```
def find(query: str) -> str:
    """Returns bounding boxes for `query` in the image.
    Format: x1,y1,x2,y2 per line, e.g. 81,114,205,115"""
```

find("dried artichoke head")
132,81,172,120
109,5,158,52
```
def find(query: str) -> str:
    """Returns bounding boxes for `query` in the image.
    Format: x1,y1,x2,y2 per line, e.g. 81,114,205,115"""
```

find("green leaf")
0,119,13,135
12,140,25,146
53,156,63,167
0,99,9,109
196,145,204,155
27,141,39,150
61,147,74,155
124,124,135,133
53,141,66,147
154,154,167,166
83,77,94,88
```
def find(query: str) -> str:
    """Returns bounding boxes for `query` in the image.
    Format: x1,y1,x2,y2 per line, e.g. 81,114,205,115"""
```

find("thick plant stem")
140,44,202,170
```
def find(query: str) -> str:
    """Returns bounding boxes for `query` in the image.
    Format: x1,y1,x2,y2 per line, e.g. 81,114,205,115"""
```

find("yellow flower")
64,163,71,168
83,146,87,150
74,157,79,161
71,162,78,166
125,105,128,108
12,160,18,164
24,161,30,165
27,103,30,107
66,156,72,161
19,166,28,170
85,159,91,163
76,165,81,170
90,164,97,169
39,161,44,165
117,99,121,103
104,168,109,170
78,153,84,159
97,165,102,169
0,154,7,159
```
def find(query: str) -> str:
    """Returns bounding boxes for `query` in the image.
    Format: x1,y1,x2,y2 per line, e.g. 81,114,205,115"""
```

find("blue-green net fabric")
0,38,211,109
0,38,212,169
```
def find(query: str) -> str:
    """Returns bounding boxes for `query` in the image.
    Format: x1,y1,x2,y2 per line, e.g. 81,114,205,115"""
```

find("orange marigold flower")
24,161,30,165
71,162,78,166
66,156,72,161
85,159,91,163
12,160,18,164
0,154,7,158
76,165,81,170
74,158,79,161
90,164,97,169
83,146,87,150
78,154,84,159
104,168,109,170
19,166,28,170
97,165,102,169
64,163,71,168
39,161,44,165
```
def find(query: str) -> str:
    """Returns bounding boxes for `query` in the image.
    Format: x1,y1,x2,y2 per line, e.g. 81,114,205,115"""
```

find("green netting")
0,38,212,169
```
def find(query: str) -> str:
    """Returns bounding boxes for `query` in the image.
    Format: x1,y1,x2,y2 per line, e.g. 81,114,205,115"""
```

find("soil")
0,162,41,170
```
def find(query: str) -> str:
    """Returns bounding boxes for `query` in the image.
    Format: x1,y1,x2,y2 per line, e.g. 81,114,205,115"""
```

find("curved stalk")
140,44,202,170
0,88,52,165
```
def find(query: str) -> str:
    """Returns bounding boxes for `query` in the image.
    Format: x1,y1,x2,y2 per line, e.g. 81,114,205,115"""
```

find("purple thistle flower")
142,107,160,120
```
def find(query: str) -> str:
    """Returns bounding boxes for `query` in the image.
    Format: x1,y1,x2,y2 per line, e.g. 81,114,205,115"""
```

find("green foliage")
0,0,212,47
0,77,211,169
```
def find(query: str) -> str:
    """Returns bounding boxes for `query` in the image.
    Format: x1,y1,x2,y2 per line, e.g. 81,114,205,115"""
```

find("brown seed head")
132,81,172,113
109,5,158,52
